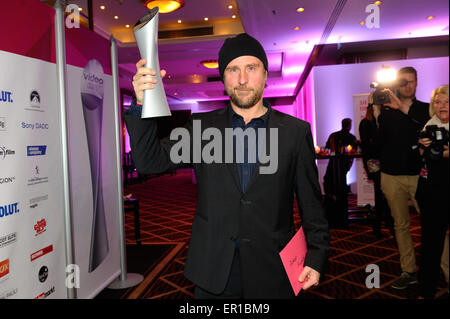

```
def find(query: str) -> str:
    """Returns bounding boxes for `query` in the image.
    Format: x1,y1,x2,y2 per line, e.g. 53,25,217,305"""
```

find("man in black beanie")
124,33,329,299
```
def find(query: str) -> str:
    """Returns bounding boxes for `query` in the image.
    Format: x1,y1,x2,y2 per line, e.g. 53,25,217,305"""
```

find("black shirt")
377,99,430,175
229,100,271,192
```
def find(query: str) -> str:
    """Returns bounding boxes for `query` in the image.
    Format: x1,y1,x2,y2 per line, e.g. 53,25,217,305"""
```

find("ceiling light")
427,15,435,20
201,60,219,69
360,21,365,25
126,24,130,28
296,7,305,12
228,5,233,9
114,16,119,20
100,5,105,10
294,26,300,31
232,15,236,19
142,0,185,13
373,1,382,5
204,17,209,21
178,19,182,23
78,7,82,11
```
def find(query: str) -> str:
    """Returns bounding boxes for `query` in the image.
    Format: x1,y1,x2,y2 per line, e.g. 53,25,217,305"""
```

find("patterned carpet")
122,169,448,299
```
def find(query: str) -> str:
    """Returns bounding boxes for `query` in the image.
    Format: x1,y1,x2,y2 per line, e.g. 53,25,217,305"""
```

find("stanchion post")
107,36,144,289
54,0,76,299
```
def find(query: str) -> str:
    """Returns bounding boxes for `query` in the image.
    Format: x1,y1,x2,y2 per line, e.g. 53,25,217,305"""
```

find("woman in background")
415,84,449,299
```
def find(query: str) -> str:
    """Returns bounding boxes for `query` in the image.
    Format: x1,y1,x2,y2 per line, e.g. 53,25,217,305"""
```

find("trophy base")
107,273,144,289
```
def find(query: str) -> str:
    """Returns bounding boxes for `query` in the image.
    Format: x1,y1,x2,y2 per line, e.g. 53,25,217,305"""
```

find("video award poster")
0,50,67,298
353,93,375,207
65,59,121,299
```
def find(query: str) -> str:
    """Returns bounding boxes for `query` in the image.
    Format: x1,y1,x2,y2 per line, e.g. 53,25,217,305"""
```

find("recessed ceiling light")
201,60,219,69
360,21,365,25
294,26,300,31
114,16,119,20
427,15,435,20
178,19,182,23
143,0,185,13
126,24,130,28
297,7,305,12
204,17,209,21
374,1,382,5
228,5,233,9
100,5,105,10
232,15,236,19
78,7,82,11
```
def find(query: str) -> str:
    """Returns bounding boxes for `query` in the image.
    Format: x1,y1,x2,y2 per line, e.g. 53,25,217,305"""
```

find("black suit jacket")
123,102,329,298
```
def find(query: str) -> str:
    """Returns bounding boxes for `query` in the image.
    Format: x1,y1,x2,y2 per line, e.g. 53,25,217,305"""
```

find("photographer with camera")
372,67,430,290
415,85,449,299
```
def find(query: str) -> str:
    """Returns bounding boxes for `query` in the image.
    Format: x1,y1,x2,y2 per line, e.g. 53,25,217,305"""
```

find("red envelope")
279,227,308,296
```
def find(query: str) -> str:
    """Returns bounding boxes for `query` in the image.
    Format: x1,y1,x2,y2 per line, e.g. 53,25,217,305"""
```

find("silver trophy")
80,59,109,273
133,7,171,118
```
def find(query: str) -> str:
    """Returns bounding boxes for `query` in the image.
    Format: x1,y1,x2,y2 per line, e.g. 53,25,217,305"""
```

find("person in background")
372,67,429,290
415,84,449,299
323,118,357,228
359,101,393,238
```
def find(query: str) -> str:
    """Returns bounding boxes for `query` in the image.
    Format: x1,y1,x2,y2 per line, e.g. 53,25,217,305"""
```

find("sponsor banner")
353,94,375,207
0,50,66,298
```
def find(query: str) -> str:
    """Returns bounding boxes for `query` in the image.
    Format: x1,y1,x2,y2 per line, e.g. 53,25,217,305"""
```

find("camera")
370,79,408,105
418,125,449,160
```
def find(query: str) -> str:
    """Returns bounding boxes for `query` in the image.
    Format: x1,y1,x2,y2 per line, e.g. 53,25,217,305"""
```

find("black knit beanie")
218,33,268,82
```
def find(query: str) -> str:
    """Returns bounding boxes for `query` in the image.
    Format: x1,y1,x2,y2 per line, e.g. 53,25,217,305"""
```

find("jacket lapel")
212,107,243,194
244,109,284,194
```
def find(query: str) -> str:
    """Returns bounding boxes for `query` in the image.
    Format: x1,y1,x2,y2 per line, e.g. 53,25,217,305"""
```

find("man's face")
397,72,417,99
223,55,267,109
433,93,449,123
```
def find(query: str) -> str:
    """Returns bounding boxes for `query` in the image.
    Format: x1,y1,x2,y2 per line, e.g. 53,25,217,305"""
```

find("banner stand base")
107,273,144,289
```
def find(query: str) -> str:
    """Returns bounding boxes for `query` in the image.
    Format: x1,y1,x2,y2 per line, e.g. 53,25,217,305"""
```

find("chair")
124,196,141,245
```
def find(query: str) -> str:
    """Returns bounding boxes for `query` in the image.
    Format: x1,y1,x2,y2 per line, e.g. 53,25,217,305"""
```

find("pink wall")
0,0,112,75
0,0,56,63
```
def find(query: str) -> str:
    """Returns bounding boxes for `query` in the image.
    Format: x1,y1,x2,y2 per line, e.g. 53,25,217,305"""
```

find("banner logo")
0,177,15,185
0,147,15,160
0,202,20,219
30,245,53,262
38,266,48,283
21,122,49,130
0,232,17,249
0,90,13,103
34,219,47,236
35,286,55,299
0,288,18,299
0,259,9,280
27,166,49,186
25,90,45,112
27,145,47,156
29,195,48,209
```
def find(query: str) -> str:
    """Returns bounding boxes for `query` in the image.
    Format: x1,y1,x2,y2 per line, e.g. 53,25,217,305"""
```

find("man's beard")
227,85,264,109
